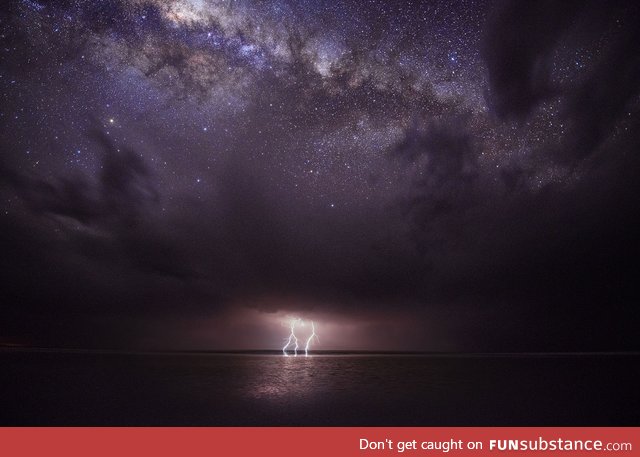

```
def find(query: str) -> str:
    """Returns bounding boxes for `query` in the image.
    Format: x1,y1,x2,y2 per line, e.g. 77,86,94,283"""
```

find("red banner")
1,427,638,457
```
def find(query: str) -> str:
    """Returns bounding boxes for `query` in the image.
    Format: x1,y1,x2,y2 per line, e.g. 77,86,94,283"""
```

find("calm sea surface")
1,351,638,425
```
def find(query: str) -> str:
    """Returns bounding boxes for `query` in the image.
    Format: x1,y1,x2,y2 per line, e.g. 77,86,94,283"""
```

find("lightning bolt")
304,321,318,356
282,318,300,356
282,318,318,357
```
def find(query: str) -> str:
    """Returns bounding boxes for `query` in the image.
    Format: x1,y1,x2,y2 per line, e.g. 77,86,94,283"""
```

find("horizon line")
1,346,639,356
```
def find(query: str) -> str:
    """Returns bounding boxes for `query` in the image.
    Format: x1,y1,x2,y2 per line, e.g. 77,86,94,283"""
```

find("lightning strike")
282,318,300,356
282,318,318,357
304,321,318,356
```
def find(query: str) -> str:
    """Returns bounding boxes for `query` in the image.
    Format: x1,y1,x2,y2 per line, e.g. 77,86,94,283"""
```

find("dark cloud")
484,1,640,161
482,0,585,119
1,128,158,225
391,117,479,227
559,20,640,162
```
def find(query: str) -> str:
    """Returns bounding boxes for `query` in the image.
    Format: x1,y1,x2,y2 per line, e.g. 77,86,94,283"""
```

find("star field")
1,0,600,205
1,0,639,351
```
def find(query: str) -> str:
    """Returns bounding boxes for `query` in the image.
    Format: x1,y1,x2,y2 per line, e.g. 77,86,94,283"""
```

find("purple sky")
1,0,639,351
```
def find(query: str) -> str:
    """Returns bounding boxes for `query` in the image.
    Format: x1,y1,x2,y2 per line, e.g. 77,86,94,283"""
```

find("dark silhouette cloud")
482,0,585,119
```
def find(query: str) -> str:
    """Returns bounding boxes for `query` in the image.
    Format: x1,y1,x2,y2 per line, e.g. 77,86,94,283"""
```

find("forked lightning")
283,318,318,356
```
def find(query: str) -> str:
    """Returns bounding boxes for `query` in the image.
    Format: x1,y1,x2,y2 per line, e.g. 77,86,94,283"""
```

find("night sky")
1,0,639,352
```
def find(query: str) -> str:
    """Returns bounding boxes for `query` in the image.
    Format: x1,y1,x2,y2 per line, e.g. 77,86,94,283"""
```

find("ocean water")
1,351,638,425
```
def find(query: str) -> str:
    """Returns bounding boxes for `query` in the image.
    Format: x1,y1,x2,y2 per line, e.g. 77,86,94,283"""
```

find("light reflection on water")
239,354,454,404
2,352,637,425
248,356,319,399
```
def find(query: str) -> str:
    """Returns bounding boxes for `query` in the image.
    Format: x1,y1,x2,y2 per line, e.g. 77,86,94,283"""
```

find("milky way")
1,0,639,351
